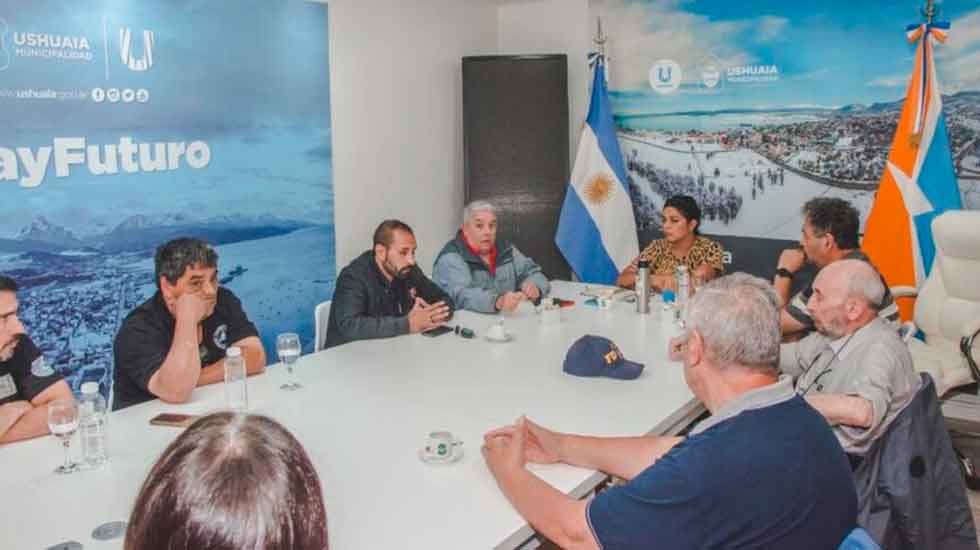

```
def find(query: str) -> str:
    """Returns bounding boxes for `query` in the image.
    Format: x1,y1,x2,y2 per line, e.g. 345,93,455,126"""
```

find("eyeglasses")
795,331,856,397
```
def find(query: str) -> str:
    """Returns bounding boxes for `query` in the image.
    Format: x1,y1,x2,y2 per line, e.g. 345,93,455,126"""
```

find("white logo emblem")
119,27,154,72
213,324,229,350
0,18,10,71
701,65,721,88
649,59,682,95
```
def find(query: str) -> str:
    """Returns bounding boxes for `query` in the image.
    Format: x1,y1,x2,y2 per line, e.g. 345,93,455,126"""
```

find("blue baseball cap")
563,335,645,380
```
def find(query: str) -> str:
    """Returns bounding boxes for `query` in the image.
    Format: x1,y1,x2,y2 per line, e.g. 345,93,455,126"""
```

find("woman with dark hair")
617,195,724,291
125,412,328,550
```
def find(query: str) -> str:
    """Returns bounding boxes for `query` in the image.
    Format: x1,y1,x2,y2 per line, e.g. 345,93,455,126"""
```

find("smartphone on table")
149,413,200,428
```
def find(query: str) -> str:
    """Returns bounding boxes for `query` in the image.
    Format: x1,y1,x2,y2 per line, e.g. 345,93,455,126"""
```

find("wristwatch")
775,267,795,280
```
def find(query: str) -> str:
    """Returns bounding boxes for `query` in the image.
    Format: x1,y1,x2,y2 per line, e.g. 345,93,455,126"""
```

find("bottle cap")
638,260,650,269
662,289,675,303
226,346,242,357
81,382,99,395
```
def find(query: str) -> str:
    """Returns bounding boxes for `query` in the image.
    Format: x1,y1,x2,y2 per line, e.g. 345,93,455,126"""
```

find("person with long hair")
616,195,724,292
125,412,328,550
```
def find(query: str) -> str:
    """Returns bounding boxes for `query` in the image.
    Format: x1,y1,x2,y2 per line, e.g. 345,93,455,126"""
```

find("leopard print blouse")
635,236,725,276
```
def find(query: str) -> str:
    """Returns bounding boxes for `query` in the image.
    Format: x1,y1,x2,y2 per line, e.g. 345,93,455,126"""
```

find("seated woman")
616,195,724,292
125,412,328,550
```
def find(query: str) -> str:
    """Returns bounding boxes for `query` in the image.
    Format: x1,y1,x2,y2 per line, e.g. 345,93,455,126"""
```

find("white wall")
328,0,589,273
328,0,498,270
497,0,590,164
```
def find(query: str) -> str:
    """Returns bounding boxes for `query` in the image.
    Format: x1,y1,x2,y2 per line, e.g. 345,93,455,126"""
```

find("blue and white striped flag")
556,57,638,284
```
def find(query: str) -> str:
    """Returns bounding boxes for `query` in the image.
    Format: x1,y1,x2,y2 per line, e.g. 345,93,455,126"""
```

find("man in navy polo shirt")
483,273,857,549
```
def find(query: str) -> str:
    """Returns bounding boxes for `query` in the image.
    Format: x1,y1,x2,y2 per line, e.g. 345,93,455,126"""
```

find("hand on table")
520,281,541,302
495,291,526,312
408,298,451,333
484,416,561,467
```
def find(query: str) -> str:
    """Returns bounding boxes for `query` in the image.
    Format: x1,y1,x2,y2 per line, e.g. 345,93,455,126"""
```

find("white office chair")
314,300,332,352
891,210,980,397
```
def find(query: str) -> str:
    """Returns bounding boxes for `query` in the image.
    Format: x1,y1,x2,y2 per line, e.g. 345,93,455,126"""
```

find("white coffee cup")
487,321,507,341
540,305,561,325
424,431,458,461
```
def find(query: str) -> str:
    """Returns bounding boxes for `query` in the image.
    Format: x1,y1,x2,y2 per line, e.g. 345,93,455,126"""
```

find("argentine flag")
556,57,638,284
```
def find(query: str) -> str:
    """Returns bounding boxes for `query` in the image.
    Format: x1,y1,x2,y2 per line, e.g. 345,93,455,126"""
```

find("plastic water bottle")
79,382,108,467
661,289,676,325
224,346,248,412
675,265,690,323
636,260,651,314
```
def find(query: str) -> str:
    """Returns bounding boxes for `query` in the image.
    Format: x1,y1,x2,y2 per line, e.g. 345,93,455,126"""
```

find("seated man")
780,259,919,456
433,200,549,313
113,238,266,410
483,274,857,549
325,220,453,349
774,197,898,337
0,275,74,444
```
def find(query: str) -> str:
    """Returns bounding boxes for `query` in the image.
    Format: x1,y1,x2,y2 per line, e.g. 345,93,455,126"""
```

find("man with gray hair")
482,273,857,549
433,200,550,313
780,259,919,456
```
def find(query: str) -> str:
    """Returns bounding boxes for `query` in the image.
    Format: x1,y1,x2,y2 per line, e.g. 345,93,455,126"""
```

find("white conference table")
0,281,704,550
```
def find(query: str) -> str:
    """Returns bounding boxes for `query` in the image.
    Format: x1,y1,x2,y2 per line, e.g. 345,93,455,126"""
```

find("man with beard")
779,259,918,456
113,238,266,410
0,275,74,444
325,220,454,349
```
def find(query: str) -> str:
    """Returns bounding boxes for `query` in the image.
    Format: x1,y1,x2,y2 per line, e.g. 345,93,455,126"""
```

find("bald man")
779,259,919,456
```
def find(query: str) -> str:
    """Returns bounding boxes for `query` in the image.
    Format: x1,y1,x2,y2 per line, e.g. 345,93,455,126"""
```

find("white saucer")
418,443,464,465
484,333,513,343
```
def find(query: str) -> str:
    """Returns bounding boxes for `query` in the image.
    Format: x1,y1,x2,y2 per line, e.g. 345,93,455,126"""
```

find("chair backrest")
852,373,978,548
314,300,332,352
915,211,980,351
839,527,881,550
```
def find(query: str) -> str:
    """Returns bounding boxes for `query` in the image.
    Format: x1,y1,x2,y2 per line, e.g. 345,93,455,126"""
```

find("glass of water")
47,399,80,474
277,333,302,391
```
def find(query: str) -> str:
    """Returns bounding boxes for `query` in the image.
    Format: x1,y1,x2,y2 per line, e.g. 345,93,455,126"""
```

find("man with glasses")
113,238,266,410
773,198,898,338
780,259,918,457
0,275,73,444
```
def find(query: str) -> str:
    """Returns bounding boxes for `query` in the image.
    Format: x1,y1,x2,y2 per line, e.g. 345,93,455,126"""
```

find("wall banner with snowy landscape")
0,1,334,396
590,0,980,276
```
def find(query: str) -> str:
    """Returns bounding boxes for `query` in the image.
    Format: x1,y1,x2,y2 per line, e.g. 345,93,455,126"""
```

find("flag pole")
594,17,607,59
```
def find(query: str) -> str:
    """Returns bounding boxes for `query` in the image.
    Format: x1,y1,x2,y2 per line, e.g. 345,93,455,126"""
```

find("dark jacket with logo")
852,373,977,549
324,250,453,349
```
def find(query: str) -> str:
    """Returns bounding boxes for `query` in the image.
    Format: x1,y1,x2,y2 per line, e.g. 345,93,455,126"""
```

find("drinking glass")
47,399,80,474
277,333,302,391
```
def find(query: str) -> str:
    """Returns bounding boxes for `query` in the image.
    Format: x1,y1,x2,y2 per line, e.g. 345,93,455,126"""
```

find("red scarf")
461,229,497,276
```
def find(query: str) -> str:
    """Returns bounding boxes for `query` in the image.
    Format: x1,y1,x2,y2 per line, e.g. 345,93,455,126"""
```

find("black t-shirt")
112,287,258,411
0,335,64,405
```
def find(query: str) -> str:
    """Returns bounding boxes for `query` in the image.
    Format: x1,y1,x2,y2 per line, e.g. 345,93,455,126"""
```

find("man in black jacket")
325,220,454,349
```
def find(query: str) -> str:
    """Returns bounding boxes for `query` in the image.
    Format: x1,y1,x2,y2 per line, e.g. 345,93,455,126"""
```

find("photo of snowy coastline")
0,1,334,397
591,0,980,246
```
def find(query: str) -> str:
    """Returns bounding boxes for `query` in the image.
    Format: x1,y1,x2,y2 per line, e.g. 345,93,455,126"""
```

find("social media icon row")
92,87,149,104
